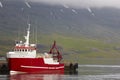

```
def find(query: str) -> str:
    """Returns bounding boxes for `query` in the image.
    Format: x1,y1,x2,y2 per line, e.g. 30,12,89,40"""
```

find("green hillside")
35,34,120,64
1,1,120,64
1,33,120,64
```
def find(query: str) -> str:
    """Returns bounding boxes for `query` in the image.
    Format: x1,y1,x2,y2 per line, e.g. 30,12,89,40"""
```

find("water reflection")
8,73,120,80
10,73,62,80
9,71,78,80
7,65,120,80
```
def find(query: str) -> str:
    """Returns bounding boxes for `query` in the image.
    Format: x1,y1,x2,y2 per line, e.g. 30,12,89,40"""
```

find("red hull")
8,58,64,73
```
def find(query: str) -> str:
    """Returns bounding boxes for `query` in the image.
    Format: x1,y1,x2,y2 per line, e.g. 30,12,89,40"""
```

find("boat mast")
24,23,30,47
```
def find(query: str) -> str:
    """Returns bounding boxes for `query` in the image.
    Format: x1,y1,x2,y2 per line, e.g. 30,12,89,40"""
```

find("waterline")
79,65,120,68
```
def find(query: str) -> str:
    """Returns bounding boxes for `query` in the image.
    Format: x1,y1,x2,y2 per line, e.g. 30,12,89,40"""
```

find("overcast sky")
27,0,120,9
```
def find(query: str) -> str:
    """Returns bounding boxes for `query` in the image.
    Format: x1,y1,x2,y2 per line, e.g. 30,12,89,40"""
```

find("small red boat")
6,24,64,74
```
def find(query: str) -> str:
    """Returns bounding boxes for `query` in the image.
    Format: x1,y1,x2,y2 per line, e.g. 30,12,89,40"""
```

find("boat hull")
8,58,64,73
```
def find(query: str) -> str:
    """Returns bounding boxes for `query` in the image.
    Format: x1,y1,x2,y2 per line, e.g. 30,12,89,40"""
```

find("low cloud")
27,0,120,9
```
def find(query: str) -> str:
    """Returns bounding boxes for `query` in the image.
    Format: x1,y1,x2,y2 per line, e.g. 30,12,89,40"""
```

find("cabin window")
25,49,27,52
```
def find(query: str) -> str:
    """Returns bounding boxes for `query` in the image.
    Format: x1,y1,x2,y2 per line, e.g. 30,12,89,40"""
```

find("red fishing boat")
6,24,64,74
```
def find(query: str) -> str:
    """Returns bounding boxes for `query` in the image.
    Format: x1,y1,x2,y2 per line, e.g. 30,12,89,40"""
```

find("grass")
35,33,120,64
1,33,120,64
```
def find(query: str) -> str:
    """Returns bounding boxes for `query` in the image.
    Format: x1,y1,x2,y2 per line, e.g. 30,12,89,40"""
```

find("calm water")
2,65,120,80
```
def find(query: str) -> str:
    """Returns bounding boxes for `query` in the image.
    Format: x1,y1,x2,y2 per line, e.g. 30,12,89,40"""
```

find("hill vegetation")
1,1,120,64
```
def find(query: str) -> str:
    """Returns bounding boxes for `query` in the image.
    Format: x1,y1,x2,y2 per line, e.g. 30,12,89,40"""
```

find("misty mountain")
2,1,120,64
0,1,120,42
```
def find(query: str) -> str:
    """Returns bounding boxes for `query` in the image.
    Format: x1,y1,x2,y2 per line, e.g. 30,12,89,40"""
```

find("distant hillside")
0,1,120,40
1,1,120,63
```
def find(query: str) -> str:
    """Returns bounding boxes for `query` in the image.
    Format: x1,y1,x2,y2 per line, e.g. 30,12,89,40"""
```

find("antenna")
28,23,30,31
35,21,38,44
24,16,31,47
27,15,30,25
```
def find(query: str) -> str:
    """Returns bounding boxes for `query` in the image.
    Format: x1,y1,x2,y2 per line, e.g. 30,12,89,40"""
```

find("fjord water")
2,65,120,80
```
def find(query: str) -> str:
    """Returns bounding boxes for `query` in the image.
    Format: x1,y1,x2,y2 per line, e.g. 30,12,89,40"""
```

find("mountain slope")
1,1,120,63
0,1,120,40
